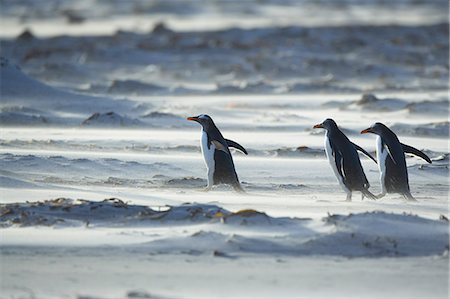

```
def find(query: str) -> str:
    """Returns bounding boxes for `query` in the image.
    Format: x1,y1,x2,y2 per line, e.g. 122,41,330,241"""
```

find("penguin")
361,122,432,200
313,118,377,201
187,114,247,192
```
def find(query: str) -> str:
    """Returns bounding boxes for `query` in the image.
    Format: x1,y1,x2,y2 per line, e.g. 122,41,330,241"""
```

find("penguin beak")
360,128,372,134
187,116,199,122
313,123,324,129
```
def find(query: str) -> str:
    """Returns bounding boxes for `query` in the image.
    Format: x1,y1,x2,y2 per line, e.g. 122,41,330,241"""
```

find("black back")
202,116,241,188
212,149,240,187
328,128,371,192
378,128,410,194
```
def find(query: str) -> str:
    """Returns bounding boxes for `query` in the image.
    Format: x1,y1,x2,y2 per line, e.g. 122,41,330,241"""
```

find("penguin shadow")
333,197,376,203
195,184,249,195
310,192,435,203
240,182,315,198
194,183,305,198
201,187,273,199
370,194,433,203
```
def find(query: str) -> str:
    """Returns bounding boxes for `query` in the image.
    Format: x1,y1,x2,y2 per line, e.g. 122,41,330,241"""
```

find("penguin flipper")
352,142,377,164
211,140,229,154
333,149,346,181
401,143,432,164
328,140,345,179
225,139,248,155
385,143,399,165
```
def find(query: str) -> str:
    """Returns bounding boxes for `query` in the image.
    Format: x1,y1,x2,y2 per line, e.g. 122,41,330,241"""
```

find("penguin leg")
201,169,214,192
345,191,352,202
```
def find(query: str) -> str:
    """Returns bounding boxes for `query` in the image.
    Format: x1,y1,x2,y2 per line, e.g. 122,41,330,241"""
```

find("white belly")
325,136,349,193
376,136,388,192
201,130,215,184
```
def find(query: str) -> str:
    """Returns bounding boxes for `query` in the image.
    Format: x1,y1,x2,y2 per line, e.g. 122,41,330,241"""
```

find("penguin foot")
200,186,212,192
375,193,386,199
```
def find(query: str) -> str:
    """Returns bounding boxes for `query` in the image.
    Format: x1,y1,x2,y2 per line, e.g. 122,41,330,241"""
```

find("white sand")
1,1,449,298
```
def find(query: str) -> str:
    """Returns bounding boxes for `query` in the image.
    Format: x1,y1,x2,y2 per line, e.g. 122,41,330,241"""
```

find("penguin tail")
233,183,246,194
403,191,417,201
362,189,377,200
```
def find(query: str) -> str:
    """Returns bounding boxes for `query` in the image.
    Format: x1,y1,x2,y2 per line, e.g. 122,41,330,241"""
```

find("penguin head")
361,122,387,135
313,118,338,131
187,114,215,130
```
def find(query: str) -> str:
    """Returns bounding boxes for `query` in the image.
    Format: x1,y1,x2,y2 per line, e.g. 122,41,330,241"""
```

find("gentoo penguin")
313,118,377,201
361,122,432,200
187,114,247,192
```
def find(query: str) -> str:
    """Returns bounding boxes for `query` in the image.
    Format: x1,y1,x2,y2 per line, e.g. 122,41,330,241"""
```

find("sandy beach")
1,1,449,298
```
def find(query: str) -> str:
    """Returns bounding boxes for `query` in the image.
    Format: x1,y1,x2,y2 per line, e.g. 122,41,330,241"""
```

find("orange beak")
360,128,372,134
187,116,198,122
313,123,323,129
